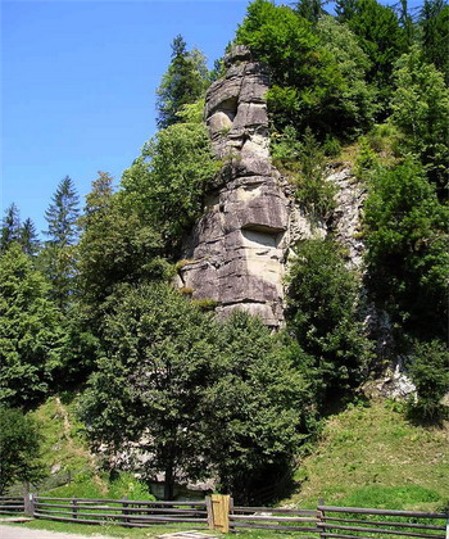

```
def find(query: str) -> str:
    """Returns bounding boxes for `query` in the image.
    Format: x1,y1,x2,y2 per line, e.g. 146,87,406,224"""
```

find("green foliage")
337,0,405,112
122,113,220,253
0,407,45,494
205,312,313,504
20,218,40,257
286,239,373,401
390,45,449,195
420,0,449,84
42,176,80,310
77,172,170,319
80,283,218,500
236,0,374,138
364,159,449,340
316,16,376,136
407,340,449,423
293,129,336,220
0,244,64,409
43,175,80,247
0,203,21,252
156,35,210,129
294,0,326,24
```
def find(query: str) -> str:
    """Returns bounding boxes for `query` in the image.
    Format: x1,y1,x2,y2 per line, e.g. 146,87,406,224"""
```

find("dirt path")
0,524,115,539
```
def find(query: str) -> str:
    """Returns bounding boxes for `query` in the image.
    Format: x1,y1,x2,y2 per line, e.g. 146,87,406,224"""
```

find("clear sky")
1,0,249,234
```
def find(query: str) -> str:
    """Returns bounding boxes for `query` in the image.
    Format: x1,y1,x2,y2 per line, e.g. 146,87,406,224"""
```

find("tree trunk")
164,462,175,500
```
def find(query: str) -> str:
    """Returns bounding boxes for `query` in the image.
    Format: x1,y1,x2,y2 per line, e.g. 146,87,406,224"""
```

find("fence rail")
317,505,448,539
0,496,25,515
231,505,319,535
32,497,208,528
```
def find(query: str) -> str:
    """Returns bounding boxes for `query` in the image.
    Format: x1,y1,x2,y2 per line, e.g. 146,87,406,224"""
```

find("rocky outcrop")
178,46,291,327
178,46,371,326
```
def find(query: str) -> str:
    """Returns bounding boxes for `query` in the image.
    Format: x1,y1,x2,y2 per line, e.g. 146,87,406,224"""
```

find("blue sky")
1,0,249,234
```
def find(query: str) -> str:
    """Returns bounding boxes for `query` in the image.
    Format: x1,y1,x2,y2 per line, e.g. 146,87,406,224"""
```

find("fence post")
206,496,214,530
122,497,129,526
23,493,34,516
72,498,78,520
317,498,326,539
445,519,449,539
208,494,230,533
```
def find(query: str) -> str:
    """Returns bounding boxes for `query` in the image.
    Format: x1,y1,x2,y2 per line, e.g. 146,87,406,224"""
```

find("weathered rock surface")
179,46,372,327
179,46,290,326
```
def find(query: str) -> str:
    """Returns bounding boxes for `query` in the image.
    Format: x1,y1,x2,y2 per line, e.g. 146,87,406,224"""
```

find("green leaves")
122,114,220,253
364,159,449,340
0,244,64,409
0,407,45,494
286,239,373,400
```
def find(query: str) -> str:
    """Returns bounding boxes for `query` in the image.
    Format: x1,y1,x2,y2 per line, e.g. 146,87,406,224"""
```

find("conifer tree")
20,218,40,256
42,176,80,310
156,35,209,129
44,176,80,246
0,203,21,252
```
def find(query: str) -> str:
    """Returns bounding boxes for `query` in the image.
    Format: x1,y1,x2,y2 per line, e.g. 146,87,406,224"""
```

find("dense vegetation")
1,0,448,506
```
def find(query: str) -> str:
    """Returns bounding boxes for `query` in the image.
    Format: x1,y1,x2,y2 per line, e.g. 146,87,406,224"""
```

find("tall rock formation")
178,46,368,328
178,46,291,327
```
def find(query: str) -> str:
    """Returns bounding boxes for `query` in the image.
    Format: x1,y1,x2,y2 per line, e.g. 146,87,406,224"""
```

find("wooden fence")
0,496,24,515
316,505,449,539
1,493,448,537
32,497,208,528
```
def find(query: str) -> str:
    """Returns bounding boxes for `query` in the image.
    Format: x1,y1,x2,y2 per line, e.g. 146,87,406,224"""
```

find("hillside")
288,400,449,510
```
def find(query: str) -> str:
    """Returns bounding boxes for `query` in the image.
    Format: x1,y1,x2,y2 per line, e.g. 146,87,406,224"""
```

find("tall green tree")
236,0,374,138
20,218,40,256
0,244,64,409
156,35,209,129
286,239,373,402
122,103,220,254
336,0,405,114
0,407,45,494
390,45,449,195
364,159,449,341
420,0,449,84
42,176,80,310
80,283,219,500
206,312,313,504
0,203,21,252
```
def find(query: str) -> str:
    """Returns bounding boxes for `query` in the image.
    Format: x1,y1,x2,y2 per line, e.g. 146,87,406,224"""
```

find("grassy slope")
288,400,449,510
28,396,152,500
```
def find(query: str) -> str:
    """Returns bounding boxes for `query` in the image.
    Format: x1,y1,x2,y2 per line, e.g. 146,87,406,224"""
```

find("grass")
5,519,303,538
286,400,449,511
24,395,153,500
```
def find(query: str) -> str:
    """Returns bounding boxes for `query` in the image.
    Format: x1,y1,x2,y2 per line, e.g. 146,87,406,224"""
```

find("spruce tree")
20,218,40,256
156,35,209,129
0,203,21,252
42,176,80,310
44,175,80,246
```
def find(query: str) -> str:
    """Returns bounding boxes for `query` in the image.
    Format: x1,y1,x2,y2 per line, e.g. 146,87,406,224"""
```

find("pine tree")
0,203,21,252
20,218,40,256
156,35,209,129
294,0,326,24
42,176,80,310
420,0,449,84
44,175,80,246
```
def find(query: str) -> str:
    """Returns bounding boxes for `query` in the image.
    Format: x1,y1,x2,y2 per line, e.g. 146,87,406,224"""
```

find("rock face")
178,46,374,331
178,46,291,326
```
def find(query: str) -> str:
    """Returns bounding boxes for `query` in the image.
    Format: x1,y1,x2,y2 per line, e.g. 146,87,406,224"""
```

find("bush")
407,340,449,423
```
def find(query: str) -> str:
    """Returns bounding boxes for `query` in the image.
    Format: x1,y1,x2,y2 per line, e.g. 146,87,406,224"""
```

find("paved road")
0,525,116,539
